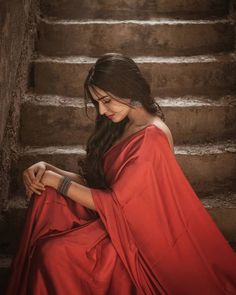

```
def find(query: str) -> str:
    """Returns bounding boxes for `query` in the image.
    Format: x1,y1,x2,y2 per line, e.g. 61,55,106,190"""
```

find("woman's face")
88,85,131,122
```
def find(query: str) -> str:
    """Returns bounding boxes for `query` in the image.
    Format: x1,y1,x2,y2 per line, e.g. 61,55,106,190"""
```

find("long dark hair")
78,53,165,189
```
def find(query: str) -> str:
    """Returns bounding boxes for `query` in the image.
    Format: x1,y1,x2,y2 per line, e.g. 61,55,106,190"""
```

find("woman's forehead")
89,85,108,99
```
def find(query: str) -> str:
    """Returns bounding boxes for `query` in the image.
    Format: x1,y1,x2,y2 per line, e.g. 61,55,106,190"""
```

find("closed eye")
103,99,111,104
91,95,111,104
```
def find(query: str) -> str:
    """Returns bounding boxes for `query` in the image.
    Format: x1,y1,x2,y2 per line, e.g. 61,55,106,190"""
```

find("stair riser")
11,150,236,196
34,60,236,97
1,206,235,256
39,21,234,57
178,153,236,194
0,269,10,294
0,207,26,255
20,101,236,146
40,0,229,20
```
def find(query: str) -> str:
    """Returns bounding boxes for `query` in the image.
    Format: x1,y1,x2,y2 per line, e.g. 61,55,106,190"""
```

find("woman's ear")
129,100,142,107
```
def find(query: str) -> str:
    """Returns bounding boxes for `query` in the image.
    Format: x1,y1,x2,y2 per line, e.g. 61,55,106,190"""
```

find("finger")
27,184,45,194
26,182,42,191
27,192,34,201
24,170,44,189
30,189,41,196
24,178,32,192
26,188,33,200
29,185,43,195
23,177,45,190
35,169,46,185
30,187,42,195
28,169,36,183
25,174,44,190
23,179,31,192
24,173,33,186
33,180,45,189
32,181,45,190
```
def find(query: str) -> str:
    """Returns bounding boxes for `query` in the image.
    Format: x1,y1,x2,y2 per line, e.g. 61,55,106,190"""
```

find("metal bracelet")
57,176,72,196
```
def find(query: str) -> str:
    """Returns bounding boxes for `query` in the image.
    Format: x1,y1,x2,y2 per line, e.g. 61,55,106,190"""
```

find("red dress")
5,124,236,295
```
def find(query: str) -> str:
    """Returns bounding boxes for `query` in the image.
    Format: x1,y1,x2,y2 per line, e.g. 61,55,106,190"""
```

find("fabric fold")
91,124,236,294
5,124,236,295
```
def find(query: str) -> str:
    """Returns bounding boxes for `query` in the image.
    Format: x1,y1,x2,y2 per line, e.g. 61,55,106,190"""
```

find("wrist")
57,176,73,196
41,161,48,170
41,170,62,189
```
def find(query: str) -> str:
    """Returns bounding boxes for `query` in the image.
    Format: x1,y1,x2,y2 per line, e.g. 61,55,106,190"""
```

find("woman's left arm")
41,170,96,211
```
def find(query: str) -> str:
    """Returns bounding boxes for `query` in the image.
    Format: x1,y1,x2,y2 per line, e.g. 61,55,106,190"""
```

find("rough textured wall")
0,0,39,206
232,0,236,49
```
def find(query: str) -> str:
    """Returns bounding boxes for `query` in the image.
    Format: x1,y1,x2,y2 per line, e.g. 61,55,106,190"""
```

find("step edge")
19,141,236,156
39,16,233,25
22,93,236,107
33,52,236,64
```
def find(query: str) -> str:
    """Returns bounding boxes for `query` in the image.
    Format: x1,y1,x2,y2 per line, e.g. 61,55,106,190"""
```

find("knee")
29,186,58,206
31,186,54,200
40,186,66,204
42,186,57,197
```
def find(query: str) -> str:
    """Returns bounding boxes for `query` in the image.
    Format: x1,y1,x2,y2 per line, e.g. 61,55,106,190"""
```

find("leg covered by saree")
5,186,136,295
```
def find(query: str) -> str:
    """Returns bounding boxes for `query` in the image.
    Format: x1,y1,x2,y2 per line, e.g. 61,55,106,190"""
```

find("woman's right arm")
23,161,86,198
44,162,86,185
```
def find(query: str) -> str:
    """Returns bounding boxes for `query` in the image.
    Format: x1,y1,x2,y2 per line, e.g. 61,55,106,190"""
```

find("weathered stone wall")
0,0,39,206
229,0,236,48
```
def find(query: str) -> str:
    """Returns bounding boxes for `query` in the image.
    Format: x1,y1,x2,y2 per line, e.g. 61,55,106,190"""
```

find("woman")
5,53,236,295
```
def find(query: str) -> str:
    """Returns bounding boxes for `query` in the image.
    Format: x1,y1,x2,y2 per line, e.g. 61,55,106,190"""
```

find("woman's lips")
107,114,114,119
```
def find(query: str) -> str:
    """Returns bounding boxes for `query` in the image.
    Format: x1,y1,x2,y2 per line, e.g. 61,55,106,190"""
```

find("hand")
41,170,62,190
22,161,46,199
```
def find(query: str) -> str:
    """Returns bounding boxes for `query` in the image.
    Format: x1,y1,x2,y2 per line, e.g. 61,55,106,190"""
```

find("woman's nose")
98,102,108,115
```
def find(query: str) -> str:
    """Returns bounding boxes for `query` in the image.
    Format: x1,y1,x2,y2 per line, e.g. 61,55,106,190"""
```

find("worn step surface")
34,53,236,98
20,94,236,146
40,0,230,20
10,141,236,196
38,19,235,57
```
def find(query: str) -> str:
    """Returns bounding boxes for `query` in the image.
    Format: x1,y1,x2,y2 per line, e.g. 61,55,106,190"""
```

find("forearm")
66,181,96,211
41,170,96,211
44,161,86,185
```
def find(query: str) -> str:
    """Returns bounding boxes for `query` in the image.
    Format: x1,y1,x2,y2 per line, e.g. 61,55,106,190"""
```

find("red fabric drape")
5,124,236,295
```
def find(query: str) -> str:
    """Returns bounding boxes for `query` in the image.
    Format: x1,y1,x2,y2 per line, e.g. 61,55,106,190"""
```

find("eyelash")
102,99,111,104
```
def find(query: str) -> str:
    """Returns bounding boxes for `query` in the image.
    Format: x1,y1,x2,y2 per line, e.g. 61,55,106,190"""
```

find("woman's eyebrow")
96,95,109,101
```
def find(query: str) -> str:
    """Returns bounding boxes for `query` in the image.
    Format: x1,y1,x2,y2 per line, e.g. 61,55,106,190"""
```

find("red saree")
5,124,236,295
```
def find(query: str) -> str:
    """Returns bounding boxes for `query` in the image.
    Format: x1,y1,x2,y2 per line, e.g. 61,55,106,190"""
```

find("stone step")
20,94,236,146
38,18,234,57
10,142,236,196
0,254,11,293
40,0,230,20
33,53,236,97
0,193,235,256
0,198,28,255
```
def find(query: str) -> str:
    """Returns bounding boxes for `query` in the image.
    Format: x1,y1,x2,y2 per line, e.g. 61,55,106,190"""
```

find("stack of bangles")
57,176,72,196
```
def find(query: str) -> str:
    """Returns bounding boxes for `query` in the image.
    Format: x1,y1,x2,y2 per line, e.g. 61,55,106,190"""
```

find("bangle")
57,176,72,196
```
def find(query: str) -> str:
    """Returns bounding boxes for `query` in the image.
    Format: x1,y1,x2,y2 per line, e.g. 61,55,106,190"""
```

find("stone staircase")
1,0,236,292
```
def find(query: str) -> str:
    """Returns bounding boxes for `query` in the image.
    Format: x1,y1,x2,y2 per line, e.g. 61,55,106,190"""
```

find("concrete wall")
0,0,39,205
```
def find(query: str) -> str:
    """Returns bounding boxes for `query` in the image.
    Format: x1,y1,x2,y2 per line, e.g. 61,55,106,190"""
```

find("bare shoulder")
152,119,174,152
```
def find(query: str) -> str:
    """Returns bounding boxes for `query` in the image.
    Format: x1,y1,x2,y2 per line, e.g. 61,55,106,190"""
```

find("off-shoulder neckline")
104,123,163,156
